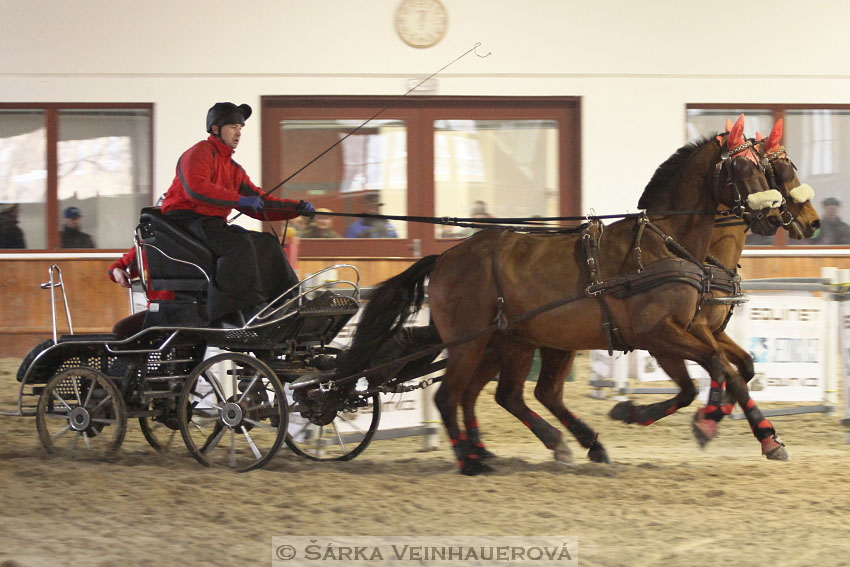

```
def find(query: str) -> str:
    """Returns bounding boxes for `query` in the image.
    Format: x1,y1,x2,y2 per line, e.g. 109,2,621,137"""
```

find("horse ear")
766,119,784,153
727,114,746,149
755,131,764,141
725,118,734,132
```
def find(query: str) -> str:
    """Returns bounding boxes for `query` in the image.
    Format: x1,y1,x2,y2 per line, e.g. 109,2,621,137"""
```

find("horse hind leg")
535,348,610,464
433,338,495,475
460,352,502,462
493,344,574,466
609,354,700,426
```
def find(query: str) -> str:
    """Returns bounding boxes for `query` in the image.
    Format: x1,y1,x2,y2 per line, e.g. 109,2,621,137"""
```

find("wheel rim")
36,367,127,457
178,354,287,472
285,389,381,461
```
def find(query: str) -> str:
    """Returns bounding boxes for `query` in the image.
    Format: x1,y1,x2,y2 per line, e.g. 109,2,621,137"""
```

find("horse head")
639,114,773,225
755,119,820,239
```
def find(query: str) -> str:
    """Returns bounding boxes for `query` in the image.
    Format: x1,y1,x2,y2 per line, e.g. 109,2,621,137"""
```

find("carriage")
5,207,442,472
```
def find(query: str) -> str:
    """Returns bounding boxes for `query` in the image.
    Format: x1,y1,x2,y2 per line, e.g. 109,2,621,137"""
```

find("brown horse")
343,115,775,474
687,119,819,448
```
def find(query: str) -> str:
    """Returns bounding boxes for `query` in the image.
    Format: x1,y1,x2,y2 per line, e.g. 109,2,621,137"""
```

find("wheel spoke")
90,418,117,425
52,391,73,412
331,421,347,452
190,394,222,411
45,411,71,420
237,374,261,404
201,425,227,456
241,428,263,460
72,377,82,405
90,394,113,414
82,431,90,449
242,417,277,432
228,428,236,468
83,377,96,407
51,424,72,441
208,375,228,405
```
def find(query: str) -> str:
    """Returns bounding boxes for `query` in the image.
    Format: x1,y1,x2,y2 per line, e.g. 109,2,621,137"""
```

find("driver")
160,102,315,326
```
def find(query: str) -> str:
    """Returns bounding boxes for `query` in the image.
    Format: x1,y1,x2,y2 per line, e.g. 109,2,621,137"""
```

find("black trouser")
165,211,298,321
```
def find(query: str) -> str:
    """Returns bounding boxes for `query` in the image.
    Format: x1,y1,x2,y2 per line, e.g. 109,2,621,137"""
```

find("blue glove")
296,200,316,218
238,195,263,211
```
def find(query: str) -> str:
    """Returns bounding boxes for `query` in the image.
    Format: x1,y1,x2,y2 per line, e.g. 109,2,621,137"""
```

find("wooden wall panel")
4,254,850,357
0,259,130,357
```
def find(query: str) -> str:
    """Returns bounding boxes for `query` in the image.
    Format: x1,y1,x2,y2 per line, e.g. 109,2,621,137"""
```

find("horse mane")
637,135,718,210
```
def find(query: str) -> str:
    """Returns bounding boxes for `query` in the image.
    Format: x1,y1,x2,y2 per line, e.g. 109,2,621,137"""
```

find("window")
0,104,153,250
687,105,850,248
262,97,580,257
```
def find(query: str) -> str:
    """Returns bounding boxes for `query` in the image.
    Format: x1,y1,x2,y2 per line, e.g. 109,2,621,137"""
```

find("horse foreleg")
724,372,789,461
694,331,751,427
534,348,609,463
493,347,573,466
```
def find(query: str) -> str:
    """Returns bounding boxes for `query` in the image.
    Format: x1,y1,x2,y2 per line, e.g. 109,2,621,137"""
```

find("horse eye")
732,157,754,178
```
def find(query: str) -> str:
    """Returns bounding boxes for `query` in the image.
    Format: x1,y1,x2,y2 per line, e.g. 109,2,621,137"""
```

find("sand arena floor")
0,353,849,567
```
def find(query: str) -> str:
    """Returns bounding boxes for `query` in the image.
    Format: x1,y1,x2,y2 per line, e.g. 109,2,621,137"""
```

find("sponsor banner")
589,292,826,403
732,293,825,402
840,301,850,420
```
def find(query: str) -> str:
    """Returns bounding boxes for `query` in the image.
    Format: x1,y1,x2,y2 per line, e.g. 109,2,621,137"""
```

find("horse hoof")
609,400,635,423
691,410,718,449
553,438,574,466
476,446,498,460
762,435,790,461
460,459,494,476
587,444,610,464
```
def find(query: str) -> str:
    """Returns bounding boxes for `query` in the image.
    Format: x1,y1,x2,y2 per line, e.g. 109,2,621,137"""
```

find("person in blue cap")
60,206,96,248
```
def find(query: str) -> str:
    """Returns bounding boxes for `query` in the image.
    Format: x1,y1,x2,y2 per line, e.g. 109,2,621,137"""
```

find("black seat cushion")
137,207,215,285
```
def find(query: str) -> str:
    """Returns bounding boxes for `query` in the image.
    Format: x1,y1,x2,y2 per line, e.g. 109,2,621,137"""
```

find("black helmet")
205,102,252,133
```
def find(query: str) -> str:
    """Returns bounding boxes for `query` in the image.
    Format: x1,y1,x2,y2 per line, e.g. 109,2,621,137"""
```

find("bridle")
757,141,814,227
714,136,779,223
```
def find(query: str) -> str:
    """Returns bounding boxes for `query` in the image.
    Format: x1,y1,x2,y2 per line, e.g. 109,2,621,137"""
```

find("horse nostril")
812,219,821,230
768,216,782,227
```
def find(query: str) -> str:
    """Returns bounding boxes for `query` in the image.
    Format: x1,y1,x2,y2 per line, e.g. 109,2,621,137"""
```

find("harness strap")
491,230,510,330
581,220,628,354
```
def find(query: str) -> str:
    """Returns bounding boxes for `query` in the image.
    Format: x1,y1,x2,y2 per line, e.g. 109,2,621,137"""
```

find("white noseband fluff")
789,183,814,204
747,189,784,210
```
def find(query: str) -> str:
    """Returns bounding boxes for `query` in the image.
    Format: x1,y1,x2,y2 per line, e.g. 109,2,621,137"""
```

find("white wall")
3,0,850,217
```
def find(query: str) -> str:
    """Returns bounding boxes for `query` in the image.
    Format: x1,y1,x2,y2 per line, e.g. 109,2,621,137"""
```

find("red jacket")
109,247,176,301
161,135,299,221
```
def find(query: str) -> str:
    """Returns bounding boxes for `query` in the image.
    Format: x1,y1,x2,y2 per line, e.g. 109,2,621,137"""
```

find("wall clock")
395,0,448,49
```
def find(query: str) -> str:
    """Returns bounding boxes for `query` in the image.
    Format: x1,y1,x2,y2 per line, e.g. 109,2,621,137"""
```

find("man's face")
824,204,840,220
65,217,81,228
215,123,243,150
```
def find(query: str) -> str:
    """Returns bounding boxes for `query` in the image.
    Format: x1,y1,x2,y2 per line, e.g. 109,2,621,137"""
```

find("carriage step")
142,391,181,399
143,375,189,382
149,358,197,366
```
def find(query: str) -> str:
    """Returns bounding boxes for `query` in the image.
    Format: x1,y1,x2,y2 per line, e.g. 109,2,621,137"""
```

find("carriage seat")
137,207,215,291
136,207,216,326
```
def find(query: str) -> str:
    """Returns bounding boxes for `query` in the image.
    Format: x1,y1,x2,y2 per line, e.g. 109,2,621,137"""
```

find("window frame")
261,96,581,258
0,102,154,251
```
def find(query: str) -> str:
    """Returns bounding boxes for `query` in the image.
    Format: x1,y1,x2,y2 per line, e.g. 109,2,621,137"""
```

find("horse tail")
339,255,440,376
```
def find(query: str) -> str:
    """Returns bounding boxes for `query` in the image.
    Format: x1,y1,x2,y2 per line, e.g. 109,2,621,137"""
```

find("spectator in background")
0,203,26,249
345,192,397,238
60,206,96,248
301,208,341,238
810,197,850,245
440,200,494,238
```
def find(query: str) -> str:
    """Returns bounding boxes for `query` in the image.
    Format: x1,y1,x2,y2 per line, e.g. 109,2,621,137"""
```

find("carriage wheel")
139,413,181,452
138,396,182,452
36,367,127,458
285,389,381,461
178,353,288,472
